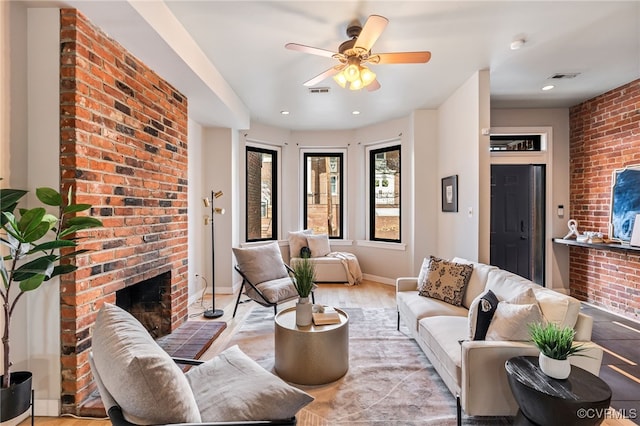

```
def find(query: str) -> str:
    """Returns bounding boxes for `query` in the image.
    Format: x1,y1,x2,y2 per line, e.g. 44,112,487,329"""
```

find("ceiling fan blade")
285,43,338,58
366,79,381,92
354,15,389,53
374,51,432,64
303,66,342,87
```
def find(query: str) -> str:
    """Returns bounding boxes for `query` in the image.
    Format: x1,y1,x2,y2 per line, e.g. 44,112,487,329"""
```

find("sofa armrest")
574,312,594,341
396,277,418,292
460,339,604,417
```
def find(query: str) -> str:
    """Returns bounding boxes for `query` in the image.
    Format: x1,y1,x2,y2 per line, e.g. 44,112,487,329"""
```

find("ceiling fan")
285,14,431,91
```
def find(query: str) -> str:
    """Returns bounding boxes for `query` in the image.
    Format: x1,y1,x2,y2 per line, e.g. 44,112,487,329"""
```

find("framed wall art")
609,164,640,242
441,175,458,212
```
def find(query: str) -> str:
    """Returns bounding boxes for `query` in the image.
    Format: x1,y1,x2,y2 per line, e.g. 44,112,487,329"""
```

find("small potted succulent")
291,257,315,326
1,185,102,421
529,322,587,379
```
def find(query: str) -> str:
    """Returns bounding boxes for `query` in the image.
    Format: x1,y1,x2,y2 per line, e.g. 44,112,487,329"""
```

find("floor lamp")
202,190,225,319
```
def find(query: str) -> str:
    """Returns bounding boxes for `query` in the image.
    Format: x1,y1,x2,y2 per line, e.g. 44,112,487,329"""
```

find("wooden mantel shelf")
552,238,640,253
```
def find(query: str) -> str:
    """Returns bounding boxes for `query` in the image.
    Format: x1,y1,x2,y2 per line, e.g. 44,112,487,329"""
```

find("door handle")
520,220,525,232
520,235,528,240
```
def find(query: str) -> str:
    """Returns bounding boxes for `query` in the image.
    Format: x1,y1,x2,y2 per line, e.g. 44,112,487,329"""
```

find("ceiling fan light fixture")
360,66,376,86
333,72,348,88
349,78,364,90
344,63,360,82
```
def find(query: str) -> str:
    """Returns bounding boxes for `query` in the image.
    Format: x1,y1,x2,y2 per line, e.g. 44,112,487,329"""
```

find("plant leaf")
49,264,78,278
36,187,63,206
29,239,77,252
12,255,56,281
0,189,28,212
63,203,92,214
65,216,103,227
19,273,46,291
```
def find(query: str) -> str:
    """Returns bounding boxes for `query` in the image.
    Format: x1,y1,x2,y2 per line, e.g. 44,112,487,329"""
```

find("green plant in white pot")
529,322,587,379
291,257,315,327
0,185,102,420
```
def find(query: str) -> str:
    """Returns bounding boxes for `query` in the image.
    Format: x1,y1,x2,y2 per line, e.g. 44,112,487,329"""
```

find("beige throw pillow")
307,234,331,257
485,287,544,341
419,256,473,306
417,257,432,293
233,242,288,284
288,230,312,258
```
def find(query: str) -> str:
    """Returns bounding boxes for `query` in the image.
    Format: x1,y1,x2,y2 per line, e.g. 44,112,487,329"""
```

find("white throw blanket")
327,252,363,286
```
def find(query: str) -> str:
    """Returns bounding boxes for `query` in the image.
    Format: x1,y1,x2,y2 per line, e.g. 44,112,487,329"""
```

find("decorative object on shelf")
202,191,225,319
529,322,587,380
584,231,604,244
563,219,581,240
291,257,316,326
0,184,102,421
609,164,640,242
441,175,458,212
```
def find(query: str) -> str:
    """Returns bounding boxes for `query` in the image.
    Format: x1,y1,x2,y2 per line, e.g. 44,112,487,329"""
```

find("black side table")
505,356,611,426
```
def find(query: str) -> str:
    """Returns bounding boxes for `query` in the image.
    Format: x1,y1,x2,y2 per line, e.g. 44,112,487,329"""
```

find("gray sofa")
396,257,603,417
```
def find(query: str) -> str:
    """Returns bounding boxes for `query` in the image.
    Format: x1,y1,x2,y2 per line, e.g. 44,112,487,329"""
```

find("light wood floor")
20,280,395,426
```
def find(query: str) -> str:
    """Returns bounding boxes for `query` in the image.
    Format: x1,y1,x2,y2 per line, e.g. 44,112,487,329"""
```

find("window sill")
356,240,406,251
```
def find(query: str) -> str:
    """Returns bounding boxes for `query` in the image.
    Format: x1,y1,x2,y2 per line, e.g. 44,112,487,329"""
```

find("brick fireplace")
58,9,189,414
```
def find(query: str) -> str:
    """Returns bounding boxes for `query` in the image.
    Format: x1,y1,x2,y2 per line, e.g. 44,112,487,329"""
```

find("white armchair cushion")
92,303,201,425
247,277,299,304
233,242,289,284
186,345,314,421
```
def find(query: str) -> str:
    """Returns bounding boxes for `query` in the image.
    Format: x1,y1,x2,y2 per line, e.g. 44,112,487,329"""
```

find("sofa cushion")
186,345,314,422
233,242,289,284
399,290,469,320
485,269,535,301
307,234,331,257
452,257,498,309
419,316,468,387
485,301,544,341
92,303,201,425
419,256,473,306
533,288,581,329
468,289,499,340
288,230,312,258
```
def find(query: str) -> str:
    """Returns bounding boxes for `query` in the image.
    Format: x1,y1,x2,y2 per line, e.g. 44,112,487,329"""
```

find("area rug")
205,307,511,426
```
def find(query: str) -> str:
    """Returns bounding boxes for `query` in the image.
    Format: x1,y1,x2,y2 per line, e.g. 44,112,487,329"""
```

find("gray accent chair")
90,303,313,426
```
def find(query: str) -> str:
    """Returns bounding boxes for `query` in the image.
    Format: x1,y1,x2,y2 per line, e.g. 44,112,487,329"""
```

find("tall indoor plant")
291,257,316,326
0,184,102,418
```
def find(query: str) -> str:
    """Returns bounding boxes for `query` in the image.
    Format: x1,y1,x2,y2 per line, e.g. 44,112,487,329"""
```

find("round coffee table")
274,306,349,385
505,356,611,425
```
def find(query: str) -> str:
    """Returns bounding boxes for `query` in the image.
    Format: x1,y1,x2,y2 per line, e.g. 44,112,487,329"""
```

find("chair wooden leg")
456,393,462,426
232,281,245,318
397,311,400,331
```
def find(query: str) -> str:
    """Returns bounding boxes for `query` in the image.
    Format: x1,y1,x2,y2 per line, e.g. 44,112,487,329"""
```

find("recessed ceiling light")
352,110,361,115
542,85,555,91
510,39,525,50
280,110,290,115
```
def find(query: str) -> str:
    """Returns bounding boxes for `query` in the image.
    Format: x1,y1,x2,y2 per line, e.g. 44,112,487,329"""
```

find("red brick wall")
59,9,189,414
569,79,640,321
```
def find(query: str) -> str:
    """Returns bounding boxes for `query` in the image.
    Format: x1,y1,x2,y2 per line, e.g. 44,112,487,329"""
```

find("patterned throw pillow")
419,256,474,306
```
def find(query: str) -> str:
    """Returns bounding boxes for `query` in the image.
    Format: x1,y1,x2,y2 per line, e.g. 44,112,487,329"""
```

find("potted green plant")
291,257,315,326
529,322,587,379
0,185,102,421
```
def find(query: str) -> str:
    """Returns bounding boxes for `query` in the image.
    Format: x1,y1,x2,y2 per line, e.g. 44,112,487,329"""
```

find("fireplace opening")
116,271,172,339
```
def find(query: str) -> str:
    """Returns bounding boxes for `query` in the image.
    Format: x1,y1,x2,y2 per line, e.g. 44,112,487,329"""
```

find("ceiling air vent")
308,87,330,94
549,73,580,79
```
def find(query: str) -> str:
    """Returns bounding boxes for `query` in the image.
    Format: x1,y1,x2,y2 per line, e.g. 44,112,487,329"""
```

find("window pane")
246,147,276,241
371,146,400,242
304,153,342,238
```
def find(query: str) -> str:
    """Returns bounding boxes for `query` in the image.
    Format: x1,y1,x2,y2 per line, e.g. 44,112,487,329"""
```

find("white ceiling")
44,1,640,130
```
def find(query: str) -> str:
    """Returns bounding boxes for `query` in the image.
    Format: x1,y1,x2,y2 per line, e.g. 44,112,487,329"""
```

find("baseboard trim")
363,273,395,286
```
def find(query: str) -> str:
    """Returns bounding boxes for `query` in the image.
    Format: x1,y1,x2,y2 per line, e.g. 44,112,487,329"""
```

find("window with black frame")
246,146,277,241
303,153,343,238
370,145,401,242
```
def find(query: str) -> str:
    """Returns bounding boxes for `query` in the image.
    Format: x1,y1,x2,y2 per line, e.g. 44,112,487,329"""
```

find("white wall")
436,71,491,262
187,119,207,302
490,108,571,291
